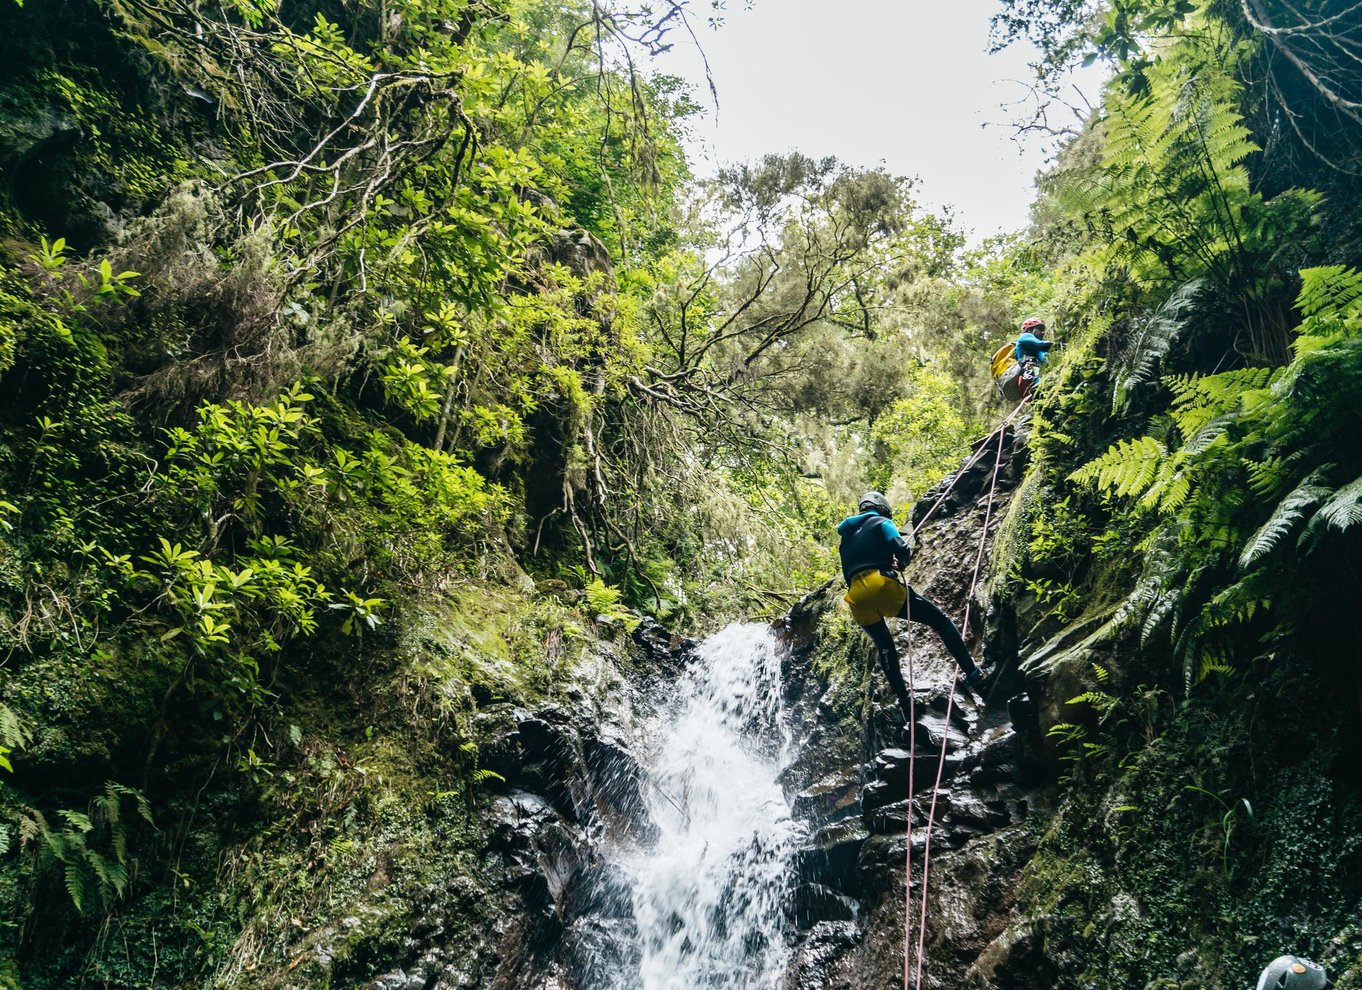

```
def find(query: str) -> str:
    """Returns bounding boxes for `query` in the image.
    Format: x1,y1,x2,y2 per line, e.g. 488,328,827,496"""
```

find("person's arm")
1016,332,1052,361
880,518,913,569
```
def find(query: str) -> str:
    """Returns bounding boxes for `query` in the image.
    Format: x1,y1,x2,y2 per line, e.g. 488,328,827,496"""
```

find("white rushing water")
614,623,803,989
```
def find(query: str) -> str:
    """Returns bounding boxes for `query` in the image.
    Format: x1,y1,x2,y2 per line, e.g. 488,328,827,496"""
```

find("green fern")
1238,470,1333,569
1245,454,1298,498
1308,474,1362,537
1070,435,1167,498
1297,265,1362,323
1112,278,1204,412
1057,44,1296,307
12,782,152,913
0,704,27,750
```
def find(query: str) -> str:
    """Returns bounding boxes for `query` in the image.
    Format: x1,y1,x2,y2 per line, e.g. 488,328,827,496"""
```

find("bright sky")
654,0,1106,242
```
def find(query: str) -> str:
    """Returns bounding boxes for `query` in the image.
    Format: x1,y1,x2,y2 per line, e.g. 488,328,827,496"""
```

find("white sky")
654,0,1106,242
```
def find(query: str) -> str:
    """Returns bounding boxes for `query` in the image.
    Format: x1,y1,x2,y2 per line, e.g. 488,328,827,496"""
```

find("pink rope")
902,422,1010,990
902,614,916,990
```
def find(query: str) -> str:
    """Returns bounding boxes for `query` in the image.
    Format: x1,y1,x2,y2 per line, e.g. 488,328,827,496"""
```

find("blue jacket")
837,512,911,583
1015,332,1054,364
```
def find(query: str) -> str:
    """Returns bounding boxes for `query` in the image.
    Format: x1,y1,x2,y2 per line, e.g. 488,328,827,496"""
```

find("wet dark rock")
560,915,641,987
772,423,1058,990
0,104,115,247
464,700,657,989
912,709,967,752
631,615,698,673
911,422,1027,528
583,729,655,841
946,790,1012,832
785,921,864,990
566,860,635,920
862,750,969,812
864,797,917,835
791,768,863,827
792,882,861,929
967,726,1023,785
857,832,915,878
778,722,859,798
797,819,871,893
969,921,1058,989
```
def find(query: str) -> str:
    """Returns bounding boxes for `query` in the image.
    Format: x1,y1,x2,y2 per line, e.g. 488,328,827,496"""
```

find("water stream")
608,623,803,989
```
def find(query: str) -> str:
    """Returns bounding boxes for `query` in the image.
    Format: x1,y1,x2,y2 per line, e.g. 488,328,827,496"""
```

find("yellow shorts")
843,570,906,626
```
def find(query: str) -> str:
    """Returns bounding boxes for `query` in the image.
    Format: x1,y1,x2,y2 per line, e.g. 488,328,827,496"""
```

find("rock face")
773,417,1056,990
354,702,656,990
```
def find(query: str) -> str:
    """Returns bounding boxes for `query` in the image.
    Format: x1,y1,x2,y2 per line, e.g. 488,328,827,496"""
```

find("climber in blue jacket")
1014,316,1054,399
1014,316,1054,364
837,491,989,719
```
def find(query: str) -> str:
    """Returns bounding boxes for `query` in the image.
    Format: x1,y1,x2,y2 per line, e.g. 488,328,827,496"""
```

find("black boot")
963,667,997,700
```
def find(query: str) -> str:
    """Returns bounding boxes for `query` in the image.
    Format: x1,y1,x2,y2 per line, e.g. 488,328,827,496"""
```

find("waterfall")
609,622,803,989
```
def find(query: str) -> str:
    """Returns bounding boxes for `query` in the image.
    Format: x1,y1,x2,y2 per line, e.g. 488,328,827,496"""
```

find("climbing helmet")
1256,956,1331,990
857,491,893,518
1020,316,1047,335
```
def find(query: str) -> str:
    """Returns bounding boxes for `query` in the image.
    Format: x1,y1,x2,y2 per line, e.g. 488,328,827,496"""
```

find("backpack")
990,342,1016,380
996,363,1024,402
991,342,1022,402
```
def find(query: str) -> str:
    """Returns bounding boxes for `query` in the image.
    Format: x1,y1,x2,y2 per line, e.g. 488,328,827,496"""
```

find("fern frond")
65,862,87,913
1199,649,1233,681
1174,616,1206,695
86,849,113,889
0,704,28,749
17,810,47,847
1297,265,1362,322
1070,435,1167,498
1157,474,1193,513
1067,690,1119,714
103,858,129,895
1239,471,1332,569
1311,474,1362,534
1141,589,1179,646
1112,278,1205,412
1246,454,1299,498
57,810,93,833
1206,574,1272,628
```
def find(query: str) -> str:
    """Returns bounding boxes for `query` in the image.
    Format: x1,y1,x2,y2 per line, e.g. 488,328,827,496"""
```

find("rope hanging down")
900,403,1020,990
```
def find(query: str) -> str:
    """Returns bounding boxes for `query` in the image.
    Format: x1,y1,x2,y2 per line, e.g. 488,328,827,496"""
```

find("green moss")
1004,674,1362,989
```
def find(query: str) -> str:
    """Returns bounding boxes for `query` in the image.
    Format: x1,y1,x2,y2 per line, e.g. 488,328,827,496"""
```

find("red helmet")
1021,316,1047,334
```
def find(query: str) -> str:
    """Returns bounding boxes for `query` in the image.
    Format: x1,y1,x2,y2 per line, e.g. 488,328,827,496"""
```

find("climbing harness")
900,401,1020,990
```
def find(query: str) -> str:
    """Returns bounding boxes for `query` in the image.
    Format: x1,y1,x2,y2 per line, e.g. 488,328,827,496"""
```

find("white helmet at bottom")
1257,956,1330,990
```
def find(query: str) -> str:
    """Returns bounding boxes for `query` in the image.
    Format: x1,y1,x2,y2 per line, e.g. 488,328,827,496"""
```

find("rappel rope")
899,401,1022,990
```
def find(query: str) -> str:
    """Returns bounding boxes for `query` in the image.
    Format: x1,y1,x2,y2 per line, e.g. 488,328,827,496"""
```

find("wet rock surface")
347,620,690,990
775,424,1058,990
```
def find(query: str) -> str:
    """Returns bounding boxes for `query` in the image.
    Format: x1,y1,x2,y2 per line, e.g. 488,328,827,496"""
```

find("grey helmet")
858,491,893,518
1257,956,1330,990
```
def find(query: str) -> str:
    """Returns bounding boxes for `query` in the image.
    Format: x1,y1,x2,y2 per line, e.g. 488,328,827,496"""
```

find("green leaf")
65,863,86,912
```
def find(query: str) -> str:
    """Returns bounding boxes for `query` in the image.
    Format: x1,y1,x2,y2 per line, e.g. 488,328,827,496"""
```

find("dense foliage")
987,1,1362,985
0,0,998,983
6,0,1360,983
